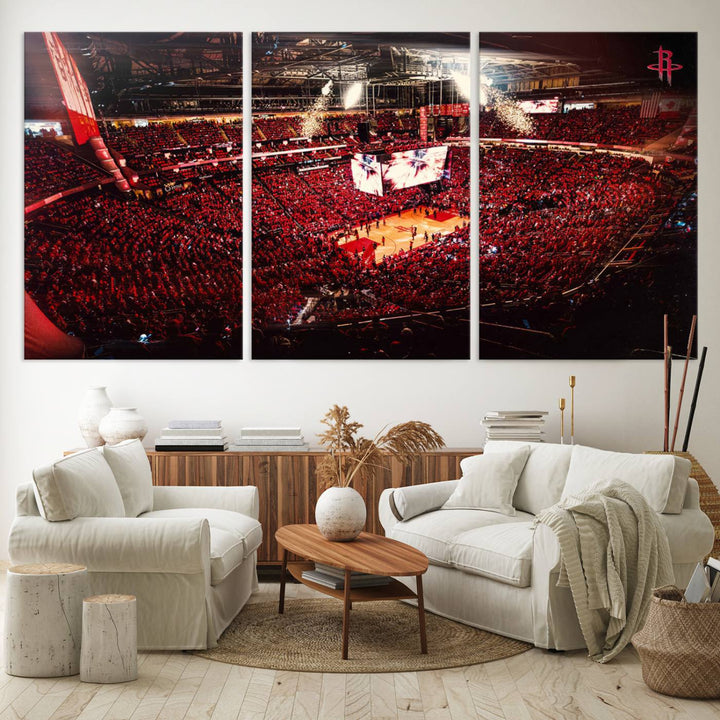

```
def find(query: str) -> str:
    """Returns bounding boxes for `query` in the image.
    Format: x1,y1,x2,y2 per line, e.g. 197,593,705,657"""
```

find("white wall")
2,0,719,560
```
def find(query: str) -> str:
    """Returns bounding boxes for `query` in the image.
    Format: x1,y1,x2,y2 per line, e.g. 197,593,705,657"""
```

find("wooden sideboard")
147,449,480,565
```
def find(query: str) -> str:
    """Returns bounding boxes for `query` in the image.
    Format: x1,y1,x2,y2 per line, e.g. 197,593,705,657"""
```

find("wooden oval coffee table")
276,524,429,660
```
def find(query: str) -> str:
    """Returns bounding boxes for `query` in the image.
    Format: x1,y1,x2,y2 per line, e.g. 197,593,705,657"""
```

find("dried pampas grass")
317,405,444,490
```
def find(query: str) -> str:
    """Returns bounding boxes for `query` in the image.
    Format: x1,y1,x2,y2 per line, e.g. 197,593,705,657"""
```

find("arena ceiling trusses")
25,32,245,118
252,33,470,89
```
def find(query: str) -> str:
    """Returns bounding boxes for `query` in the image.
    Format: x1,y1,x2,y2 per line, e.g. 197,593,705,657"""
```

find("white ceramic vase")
78,386,113,447
98,407,148,446
315,486,366,541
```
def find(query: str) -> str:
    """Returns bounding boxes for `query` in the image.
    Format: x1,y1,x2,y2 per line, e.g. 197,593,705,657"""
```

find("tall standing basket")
632,585,720,698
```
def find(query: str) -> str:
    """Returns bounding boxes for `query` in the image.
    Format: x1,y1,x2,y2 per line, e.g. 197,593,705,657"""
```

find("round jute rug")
193,599,531,673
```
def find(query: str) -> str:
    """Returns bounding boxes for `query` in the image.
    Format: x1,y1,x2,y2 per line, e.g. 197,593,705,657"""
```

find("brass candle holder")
559,397,566,444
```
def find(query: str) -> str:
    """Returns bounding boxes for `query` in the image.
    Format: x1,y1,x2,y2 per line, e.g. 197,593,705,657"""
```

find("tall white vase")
315,486,367,541
78,386,113,447
99,408,148,446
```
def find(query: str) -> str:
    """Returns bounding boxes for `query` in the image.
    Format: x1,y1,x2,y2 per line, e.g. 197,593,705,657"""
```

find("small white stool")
80,594,138,683
4,563,87,677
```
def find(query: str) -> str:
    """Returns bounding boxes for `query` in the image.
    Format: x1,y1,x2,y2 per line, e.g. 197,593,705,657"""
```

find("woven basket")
632,585,720,698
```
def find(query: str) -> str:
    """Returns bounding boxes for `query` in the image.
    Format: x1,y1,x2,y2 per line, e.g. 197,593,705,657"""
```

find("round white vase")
78,386,113,447
98,407,148,446
315,486,367,542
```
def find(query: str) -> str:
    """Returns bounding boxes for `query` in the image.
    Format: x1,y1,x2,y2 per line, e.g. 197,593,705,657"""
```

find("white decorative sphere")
315,486,367,541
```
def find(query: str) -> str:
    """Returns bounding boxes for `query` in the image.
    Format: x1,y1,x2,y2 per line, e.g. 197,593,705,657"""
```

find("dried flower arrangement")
317,405,444,490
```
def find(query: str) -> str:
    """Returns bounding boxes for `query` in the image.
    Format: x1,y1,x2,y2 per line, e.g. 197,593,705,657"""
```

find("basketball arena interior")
24,32,697,360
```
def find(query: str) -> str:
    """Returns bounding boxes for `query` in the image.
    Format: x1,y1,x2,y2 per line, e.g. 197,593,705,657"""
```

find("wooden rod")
682,346,707,452
663,315,669,452
670,315,697,452
569,376,576,445
667,347,672,448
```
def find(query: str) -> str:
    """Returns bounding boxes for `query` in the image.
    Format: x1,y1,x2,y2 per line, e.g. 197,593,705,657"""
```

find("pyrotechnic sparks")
343,81,364,110
482,84,535,136
451,70,470,101
302,80,333,137
479,73,493,106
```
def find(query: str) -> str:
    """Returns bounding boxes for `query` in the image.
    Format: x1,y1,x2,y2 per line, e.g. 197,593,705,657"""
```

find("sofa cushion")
484,441,572,515
389,508,535,567
442,447,530,516
450,522,535,587
141,507,263,572
208,528,248,585
32,448,125,521
562,445,691,514
101,439,154,517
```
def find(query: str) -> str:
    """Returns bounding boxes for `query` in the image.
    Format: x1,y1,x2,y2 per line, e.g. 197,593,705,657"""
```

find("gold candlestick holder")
559,397,566,444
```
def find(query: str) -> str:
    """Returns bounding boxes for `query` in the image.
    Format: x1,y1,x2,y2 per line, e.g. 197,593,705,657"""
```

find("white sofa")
8,440,262,651
379,442,715,651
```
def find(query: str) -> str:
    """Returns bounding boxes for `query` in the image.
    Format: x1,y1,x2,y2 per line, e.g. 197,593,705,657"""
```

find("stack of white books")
229,427,309,452
155,420,228,451
301,563,391,590
482,410,548,442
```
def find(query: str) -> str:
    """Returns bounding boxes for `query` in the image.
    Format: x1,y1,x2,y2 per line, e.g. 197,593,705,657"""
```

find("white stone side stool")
80,594,138,683
4,563,88,677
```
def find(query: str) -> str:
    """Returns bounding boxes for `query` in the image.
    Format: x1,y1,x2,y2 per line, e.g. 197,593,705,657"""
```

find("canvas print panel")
24,32,243,359
478,32,697,359
252,32,470,359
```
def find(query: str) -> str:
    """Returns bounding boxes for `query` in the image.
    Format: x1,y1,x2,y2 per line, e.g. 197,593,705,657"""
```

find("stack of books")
154,420,228,451
301,563,391,590
482,410,548,443
229,427,309,452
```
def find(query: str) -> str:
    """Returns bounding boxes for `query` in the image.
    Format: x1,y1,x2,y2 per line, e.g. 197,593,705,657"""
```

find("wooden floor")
1,565,719,719
338,207,466,263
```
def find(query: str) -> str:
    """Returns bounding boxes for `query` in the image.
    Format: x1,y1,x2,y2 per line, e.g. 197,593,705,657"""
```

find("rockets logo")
648,46,683,86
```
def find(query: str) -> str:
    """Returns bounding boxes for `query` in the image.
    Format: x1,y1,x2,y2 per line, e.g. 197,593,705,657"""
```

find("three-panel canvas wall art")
24,32,697,360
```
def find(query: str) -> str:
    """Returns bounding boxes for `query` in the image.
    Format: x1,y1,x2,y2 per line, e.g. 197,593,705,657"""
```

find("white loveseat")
379,442,714,651
8,440,262,650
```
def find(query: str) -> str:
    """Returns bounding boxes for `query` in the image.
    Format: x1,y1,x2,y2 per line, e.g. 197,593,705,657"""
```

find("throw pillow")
483,440,573,515
442,446,531,516
562,445,691,514
101,439,154,517
32,448,125,521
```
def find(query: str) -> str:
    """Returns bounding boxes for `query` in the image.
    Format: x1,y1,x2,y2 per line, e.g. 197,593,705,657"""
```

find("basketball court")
337,207,466,263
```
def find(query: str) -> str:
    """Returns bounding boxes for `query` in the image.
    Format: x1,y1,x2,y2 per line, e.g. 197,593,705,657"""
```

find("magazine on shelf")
707,557,720,602
314,563,390,582
228,444,309,452
240,427,302,438
155,436,228,446
683,560,720,603
160,427,225,437
168,420,222,429
484,411,549,418
301,567,391,590
234,437,306,446
155,442,228,452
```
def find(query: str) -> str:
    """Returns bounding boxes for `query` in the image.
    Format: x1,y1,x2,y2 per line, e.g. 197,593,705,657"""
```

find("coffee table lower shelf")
287,562,418,602
280,560,427,659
